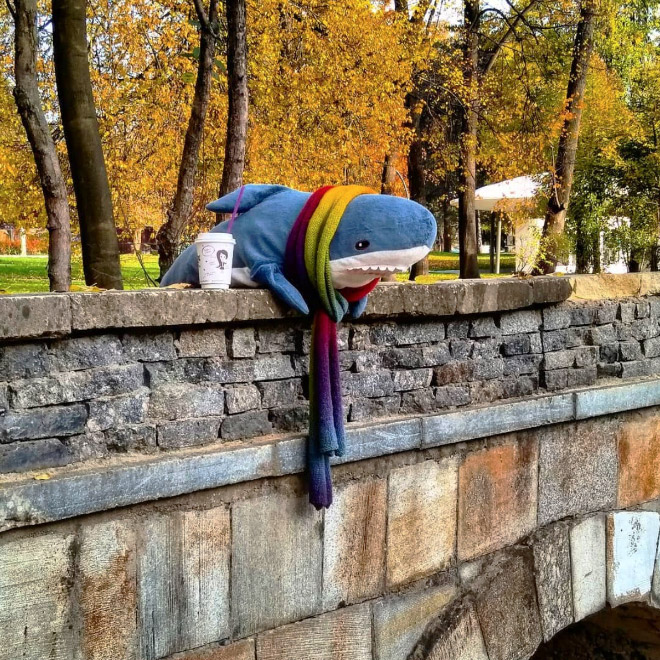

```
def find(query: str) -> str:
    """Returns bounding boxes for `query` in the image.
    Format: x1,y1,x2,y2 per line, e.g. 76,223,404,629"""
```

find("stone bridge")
3,275,660,659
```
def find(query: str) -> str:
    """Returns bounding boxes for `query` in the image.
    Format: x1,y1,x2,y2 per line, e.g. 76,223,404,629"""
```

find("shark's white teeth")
350,265,405,273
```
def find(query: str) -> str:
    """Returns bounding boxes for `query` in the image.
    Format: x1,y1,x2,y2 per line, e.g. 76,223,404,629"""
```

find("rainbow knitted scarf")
284,185,379,509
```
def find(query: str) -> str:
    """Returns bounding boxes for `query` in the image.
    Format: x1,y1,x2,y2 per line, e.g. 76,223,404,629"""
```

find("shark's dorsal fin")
206,184,290,214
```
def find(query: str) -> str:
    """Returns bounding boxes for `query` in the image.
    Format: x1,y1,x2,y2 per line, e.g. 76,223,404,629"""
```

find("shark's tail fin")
206,184,290,214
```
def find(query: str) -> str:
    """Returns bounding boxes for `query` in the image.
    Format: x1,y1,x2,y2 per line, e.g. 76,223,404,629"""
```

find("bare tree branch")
4,0,16,20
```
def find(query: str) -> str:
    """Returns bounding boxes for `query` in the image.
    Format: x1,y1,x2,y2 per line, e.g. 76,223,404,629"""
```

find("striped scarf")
284,186,379,508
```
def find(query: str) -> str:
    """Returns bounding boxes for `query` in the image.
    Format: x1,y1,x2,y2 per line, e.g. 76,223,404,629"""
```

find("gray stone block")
614,320,633,341
502,375,538,399
339,349,381,372
258,378,302,408
393,322,445,345
369,323,397,346
0,342,49,379
0,293,71,340
0,383,7,413
149,383,224,420
471,357,503,380
570,305,596,326
176,327,227,357
340,418,421,463
342,370,394,398
501,334,531,356
469,317,499,338
566,365,597,388
123,332,176,362
435,385,471,408
503,354,542,377
570,515,606,621
574,345,598,366
270,405,309,432
349,395,400,422
449,338,472,359
138,509,230,658
542,328,584,352
104,424,157,452
381,345,451,369
221,410,271,440
644,336,660,358
600,342,619,363
588,323,617,345
447,319,470,338
595,303,618,325
541,368,568,391
543,306,572,331
637,301,651,318
392,368,432,392
87,389,149,432
253,355,295,380
532,523,573,641
423,393,573,447
225,384,260,414
621,359,652,378
575,378,660,419
538,418,617,525
205,355,294,383
64,432,110,461
349,325,370,350
229,328,257,358
619,302,636,323
231,493,322,636
543,350,575,370
258,326,297,353
0,404,87,442
598,361,622,377
400,388,438,414
145,358,206,387
0,438,72,473
470,338,501,359
49,334,123,371
500,310,541,335
157,417,222,449
619,340,642,361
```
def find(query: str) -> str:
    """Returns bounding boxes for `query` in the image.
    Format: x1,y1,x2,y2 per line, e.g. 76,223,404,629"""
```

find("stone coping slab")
0,277,573,340
1,375,658,533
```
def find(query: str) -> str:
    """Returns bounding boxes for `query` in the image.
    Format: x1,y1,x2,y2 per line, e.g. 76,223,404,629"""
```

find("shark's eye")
355,240,370,250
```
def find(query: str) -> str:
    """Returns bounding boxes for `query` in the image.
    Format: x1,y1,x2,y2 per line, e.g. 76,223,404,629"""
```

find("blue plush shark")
161,184,437,316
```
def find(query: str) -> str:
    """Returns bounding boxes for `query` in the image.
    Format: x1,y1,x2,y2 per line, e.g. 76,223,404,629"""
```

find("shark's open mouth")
330,246,431,289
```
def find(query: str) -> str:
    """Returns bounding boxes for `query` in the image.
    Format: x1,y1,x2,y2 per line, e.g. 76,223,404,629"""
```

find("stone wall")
3,277,660,475
3,277,660,659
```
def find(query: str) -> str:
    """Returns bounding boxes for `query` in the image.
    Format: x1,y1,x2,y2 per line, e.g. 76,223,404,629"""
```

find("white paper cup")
195,232,235,290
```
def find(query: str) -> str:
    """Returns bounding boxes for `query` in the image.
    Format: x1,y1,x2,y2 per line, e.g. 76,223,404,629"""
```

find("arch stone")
411,510,660,660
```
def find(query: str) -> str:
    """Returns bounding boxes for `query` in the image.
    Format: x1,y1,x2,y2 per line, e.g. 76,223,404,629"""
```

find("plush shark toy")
160,184,436,316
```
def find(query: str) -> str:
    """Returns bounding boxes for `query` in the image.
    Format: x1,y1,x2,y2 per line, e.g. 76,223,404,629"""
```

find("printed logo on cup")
196,232,236,290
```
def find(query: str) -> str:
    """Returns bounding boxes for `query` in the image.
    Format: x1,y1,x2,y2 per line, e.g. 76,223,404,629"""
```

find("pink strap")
226,185,245,234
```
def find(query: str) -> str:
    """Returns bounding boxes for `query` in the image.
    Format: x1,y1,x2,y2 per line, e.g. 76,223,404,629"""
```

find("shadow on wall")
531,602,660,660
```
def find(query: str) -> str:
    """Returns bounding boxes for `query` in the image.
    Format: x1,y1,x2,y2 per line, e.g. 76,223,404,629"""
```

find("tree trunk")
380,153,397,195
458,0,480,279
158,0,219,278
12,0,71,291
219,0,248,197
407,115,430,280
539,0,596,274
52,0,122,289
442,196,451,251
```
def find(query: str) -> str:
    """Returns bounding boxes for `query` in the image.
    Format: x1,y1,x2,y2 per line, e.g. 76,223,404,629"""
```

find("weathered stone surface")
423,393,573,447
400,388,440,414
387,458,458,586
448,339,470,360
373,576,458,660
500,310,541,335
0,532,74,659
579,380,660,420
349,395,400,422
0,293,70,339
538,418,617,525
607,511,660,607
435,385,471,408
503,354,542,377
173,639,255,660
501,333,533,356
393,322,445,345
412,602,489,660
148,384,224,420
0,383,6,413
470,338,501,360
123,332,176,362
220,410,271,440
342,370,395,398
566,364,597,388
65,432,109,461
231,493,322,637
589,323,617,345
104,424,157,452
177,328,227,358
570,515,606,621
469,317,499,338
78,519,137,660
269,405,309,432
532,277,573,304
381,346,451,369
50,334,123,371
618,413,660,507
145,358,207,387
138,508,230,659
391,368,433,392
0,437,71,473
0,403,87,442
225,384,261,414
0,342,49,378
458,436,538,561
473,549,543,660
257,378,301,408
157,417,222,449
87,389,149,432
543,349,575,370
229,328,257,358
323,479,387,609
258,325,297,353
339,418,422,463
9,363,144,409
532,522,573,641
619,340,643,361
543,306,572,331
256,604,372,660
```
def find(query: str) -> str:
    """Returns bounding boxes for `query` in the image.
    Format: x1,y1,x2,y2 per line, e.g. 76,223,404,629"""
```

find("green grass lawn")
0,254,160,294
0,251,516,294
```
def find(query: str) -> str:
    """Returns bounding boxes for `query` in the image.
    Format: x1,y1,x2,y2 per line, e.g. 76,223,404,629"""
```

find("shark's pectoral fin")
348,297,369,319
251,263,309,315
